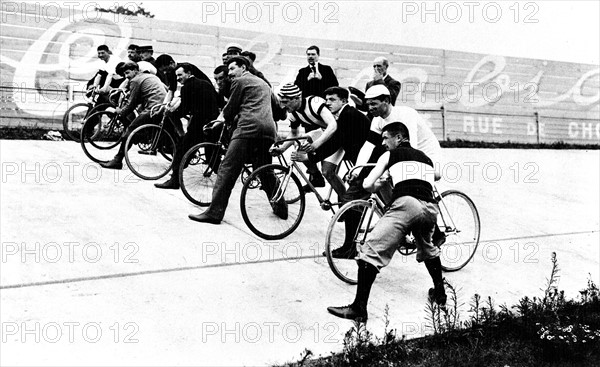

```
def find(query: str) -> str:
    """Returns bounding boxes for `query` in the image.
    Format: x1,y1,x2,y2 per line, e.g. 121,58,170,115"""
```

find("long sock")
352,260,378,311
342,211,361,250
424,257,443,286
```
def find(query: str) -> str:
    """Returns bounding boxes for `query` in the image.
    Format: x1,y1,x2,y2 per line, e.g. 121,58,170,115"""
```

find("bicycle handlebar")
272,136,313,147
346,163,377,177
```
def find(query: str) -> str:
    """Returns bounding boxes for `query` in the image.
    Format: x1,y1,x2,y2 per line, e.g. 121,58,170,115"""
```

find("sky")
121,0,600,65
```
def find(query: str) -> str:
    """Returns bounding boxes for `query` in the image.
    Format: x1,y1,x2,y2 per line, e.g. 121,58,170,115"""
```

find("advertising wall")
1,4,598,144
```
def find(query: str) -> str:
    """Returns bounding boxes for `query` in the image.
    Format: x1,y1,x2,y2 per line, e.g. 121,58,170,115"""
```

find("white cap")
364,84,390,99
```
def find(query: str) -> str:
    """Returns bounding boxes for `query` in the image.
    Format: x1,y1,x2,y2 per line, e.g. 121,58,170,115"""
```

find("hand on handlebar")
269,145,285,156
204,119,222,133
346,171,359,184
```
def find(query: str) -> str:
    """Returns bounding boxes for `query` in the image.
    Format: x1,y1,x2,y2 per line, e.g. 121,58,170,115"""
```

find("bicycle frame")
271,137,349,212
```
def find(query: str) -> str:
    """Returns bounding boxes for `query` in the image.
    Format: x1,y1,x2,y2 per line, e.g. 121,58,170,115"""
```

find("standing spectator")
188,56,286,224
294,45,339,99
352,57,402,111
155,64,220,189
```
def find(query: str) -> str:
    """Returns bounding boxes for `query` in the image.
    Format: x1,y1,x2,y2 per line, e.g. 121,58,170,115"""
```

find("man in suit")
352,57,402,111
154,63,220,189
294,45,339,100
367,57,401,105
188,56,286,224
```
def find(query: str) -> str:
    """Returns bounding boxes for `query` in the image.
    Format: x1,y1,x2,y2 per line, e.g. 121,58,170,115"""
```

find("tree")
95,2,155,18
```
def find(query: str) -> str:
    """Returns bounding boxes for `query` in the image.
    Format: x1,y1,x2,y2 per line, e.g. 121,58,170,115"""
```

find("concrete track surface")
1,140,598,366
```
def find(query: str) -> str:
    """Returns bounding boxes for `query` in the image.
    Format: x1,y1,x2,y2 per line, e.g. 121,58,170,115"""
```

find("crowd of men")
87,41,447,322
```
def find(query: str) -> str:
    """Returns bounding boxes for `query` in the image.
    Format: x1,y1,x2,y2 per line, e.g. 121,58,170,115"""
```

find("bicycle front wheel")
240,164,305,240
63,103,114,142
325,200,382,284
63,103,92,142
179,142,223,206
437,190,481,272
125,124,176,180
80,110,124,163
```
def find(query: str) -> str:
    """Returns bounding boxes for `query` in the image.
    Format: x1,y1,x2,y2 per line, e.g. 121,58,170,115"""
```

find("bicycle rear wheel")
437,190,480,272
125,124,176,180
325,200,382,284
179,142,223,206
80,110,124,163
240,164,305,240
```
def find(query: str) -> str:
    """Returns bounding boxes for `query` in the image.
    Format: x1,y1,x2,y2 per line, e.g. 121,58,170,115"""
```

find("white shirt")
371,105,441,163
98,55,123,81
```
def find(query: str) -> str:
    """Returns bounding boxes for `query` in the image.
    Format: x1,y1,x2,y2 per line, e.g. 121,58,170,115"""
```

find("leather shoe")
154,176,179,189
188,212,221,224
327,304,367,322
322,244,357,258
99,157,123,170
428,283,447,307
271,199,288,220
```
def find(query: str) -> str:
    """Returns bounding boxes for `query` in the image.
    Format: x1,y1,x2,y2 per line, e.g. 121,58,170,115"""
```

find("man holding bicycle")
327,122,446,322
100,61,167,170
331,85,444,259
154,64,220,189
188,56,286,224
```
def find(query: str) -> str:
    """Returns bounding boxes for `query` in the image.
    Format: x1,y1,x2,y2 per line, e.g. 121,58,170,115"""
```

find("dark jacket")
180,76,219,123
294,63,339,98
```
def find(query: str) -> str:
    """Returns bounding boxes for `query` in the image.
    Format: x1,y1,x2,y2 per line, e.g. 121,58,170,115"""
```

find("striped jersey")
387,142,436,203
288,96,328,130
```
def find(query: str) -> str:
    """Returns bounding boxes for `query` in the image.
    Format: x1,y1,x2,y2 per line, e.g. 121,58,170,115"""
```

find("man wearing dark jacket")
154,64,220,189
294,45,339,99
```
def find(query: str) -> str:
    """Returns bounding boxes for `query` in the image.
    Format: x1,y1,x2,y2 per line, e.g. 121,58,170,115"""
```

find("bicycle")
62,88,115,142
325,164,480,285
178,122,260,207
239,137,352,240
80,90,129,164
124,104,178,180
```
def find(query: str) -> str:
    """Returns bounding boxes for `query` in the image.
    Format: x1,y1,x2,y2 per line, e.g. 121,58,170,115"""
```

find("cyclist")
327,122,446,323
188,56,286,224
320,86,369,197
90,45,124,104
99,61,168,170
331,85,444,259
154,63,220,189
269,83,339,193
